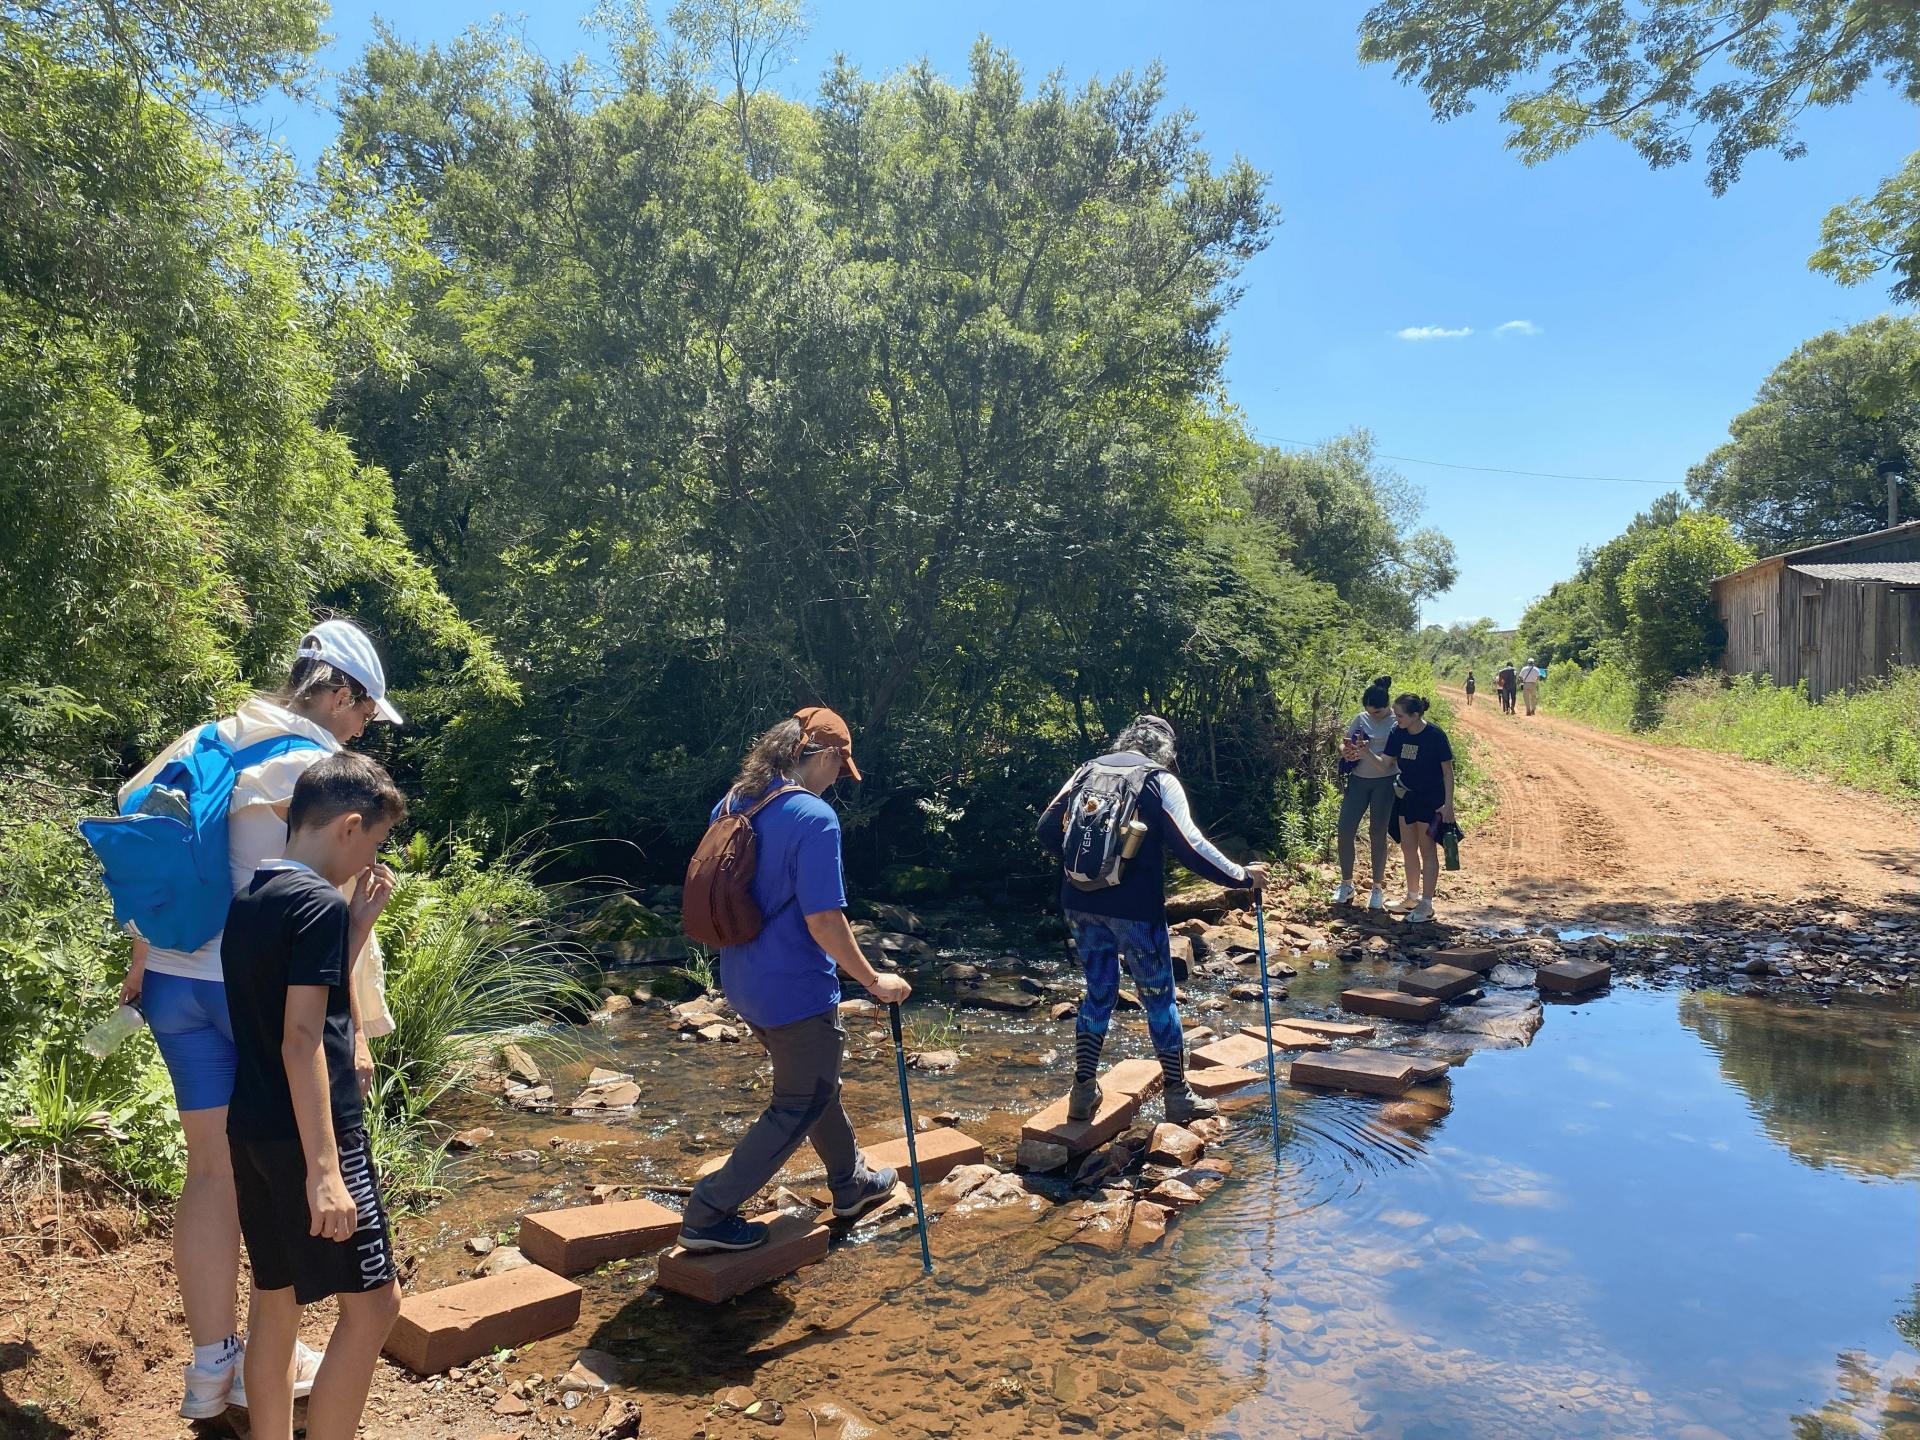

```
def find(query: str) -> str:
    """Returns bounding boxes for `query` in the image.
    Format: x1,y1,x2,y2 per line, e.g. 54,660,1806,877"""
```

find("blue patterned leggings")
1066,910,1187,1087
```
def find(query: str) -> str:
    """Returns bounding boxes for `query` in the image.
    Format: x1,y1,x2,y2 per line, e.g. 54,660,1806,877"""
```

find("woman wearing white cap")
111,618,403,1418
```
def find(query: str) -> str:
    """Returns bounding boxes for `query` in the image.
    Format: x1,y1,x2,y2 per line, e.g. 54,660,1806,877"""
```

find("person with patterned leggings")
1036,716,1267,1125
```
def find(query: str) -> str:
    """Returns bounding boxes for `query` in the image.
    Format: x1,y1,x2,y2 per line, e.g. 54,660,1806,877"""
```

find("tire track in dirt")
1444,693,1920,929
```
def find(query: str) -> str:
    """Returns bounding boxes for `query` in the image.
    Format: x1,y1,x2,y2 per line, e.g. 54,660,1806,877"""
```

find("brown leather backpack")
682,784,805,948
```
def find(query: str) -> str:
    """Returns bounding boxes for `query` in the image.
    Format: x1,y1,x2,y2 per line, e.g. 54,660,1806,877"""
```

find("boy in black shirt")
222,753,405,1439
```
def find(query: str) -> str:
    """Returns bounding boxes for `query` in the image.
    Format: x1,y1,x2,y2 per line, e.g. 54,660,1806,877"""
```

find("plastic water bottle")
1442,830,1461,872
82,1004,144,1059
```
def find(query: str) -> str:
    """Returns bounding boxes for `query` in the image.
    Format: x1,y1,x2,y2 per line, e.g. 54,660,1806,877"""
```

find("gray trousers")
1337,772,1397,884
681,1007,872,1229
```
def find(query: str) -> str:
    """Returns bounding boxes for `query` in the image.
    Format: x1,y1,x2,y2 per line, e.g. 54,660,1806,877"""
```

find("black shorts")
1390,793,1444,841
232,1128,396,1304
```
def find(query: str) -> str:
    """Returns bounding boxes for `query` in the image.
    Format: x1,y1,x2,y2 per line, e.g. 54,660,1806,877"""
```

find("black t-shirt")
1385,723,1454,803
222,864,361,1141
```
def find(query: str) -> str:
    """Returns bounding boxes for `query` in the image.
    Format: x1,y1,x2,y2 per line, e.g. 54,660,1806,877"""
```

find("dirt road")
1444,692,1920,930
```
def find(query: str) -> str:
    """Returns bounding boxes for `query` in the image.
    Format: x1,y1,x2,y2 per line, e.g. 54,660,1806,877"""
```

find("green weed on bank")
1542,661,1920,805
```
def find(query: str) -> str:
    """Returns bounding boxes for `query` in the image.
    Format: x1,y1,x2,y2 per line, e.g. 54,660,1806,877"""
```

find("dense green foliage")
1686,316,1920,555
1358,1,1920,300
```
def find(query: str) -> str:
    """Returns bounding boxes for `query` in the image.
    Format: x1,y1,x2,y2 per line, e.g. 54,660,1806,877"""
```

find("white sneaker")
1387,893,1419,911
228,1339,323,1410
180,1359,238,1420
1406,900,1436,924
1332,881,1355,905
1366,887,1388,912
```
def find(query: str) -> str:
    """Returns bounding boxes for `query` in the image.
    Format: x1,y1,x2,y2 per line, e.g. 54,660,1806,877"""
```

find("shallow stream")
406,926,1920,1438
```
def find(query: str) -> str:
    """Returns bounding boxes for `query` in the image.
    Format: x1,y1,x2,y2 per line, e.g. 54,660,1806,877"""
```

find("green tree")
1686,316,1920,554
1357,1,1920,299
1618,512,1755,722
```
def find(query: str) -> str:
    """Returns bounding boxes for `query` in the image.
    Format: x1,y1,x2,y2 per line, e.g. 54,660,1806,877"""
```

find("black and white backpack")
1059,757,1159,891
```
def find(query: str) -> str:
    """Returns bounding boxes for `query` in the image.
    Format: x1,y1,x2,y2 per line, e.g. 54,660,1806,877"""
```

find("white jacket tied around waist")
117,697,395,1037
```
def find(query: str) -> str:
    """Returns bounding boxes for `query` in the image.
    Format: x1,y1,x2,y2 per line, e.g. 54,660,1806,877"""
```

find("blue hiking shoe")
833,1167,899,1221
676,1215,771,1252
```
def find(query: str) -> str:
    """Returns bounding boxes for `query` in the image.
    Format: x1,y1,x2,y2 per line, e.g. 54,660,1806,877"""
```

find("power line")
1250,431,1673,486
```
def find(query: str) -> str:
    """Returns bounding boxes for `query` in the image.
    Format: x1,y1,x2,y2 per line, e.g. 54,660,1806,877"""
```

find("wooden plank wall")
1716,562,1920,699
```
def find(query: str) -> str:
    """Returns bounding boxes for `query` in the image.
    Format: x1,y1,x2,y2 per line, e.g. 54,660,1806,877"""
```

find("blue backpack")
78,723,326,952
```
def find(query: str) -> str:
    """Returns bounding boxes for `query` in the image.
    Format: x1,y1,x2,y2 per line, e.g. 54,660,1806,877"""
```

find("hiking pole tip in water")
1253,902,1284,1166
887,1001,935,1275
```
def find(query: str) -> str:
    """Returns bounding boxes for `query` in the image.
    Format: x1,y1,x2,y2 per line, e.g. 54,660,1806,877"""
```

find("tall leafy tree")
1357,1,1920,299
1686,316,1920,553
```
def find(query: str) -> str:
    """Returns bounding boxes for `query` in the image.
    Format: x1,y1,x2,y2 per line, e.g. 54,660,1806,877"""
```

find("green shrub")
1538,659,1640,731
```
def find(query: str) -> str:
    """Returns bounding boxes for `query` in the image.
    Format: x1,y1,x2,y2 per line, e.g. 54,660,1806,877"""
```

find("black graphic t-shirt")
222,864,361,1141
1385,723,1455,804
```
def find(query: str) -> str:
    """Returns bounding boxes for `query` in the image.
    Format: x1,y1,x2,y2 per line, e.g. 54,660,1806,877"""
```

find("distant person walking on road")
1334,675,1398,913
1383,693,1456,925
1496,661,1519,716
1038,715,1267,1126
1463,670,1476,706
1520,659,1542,715
677,707,910,1254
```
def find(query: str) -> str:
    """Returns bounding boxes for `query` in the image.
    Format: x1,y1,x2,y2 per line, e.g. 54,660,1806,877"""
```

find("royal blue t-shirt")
711,782,847,1029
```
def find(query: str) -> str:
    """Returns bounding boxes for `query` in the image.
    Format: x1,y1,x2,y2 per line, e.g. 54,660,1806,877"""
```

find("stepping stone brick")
805,1127,987,1204
1279,1019,1375,1040
1020,1087,1142,1165
1422,946,1503,974
1398,964,1480,1001
1187,1066,1264,1098
1290,1050,1451,1098
1341,987,1442,1023
653,1212,830,1304
1538,958,1612,995
1105,1056,1167,1102
519,1198,681,1276
385,1265,582,1375
1237,1024,1334,1051
1190,1033,1273,1070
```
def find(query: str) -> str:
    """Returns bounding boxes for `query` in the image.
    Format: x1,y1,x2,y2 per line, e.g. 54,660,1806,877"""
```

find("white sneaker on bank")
1406,900,1436,924
227,1339,324,1411
179,1358,239,1420
1332,881,1355,905
1366,887,1388,912
1387,892,1419,911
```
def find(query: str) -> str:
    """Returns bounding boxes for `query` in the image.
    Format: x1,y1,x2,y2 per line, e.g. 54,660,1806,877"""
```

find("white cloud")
1395,325,1473,341
1390,322,1474,339
1496,319,1541,336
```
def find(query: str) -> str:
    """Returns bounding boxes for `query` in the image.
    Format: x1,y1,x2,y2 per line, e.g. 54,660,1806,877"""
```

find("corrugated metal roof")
1788,561,1920,584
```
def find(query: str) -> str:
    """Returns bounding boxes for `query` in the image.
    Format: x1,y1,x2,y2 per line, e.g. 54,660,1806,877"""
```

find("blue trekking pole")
887,1003,935,1275
1252,902,1285,1166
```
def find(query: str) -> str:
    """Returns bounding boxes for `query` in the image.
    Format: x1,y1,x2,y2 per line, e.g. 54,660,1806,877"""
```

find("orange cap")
794,705,863,782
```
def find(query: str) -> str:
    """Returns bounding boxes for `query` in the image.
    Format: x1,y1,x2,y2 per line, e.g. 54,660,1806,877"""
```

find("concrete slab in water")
1290,1050,1451,1097
1190,1033,1272,1070
1236,1024,1334,1051
1021,1086,1142,1159
1279,1018,1376,1039
653,1212,829,1304
1418,946,1504,974
806,1127,986,1204
1539,958,1612,995
1187,1066,1264,1098
1399,964,1481,1001
518,1198,681,1276
1341,987,1442,1022
385,1265,582,1374
1105,1056,1167,1102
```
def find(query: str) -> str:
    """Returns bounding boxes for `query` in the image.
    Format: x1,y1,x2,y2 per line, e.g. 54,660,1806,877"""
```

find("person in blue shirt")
676,706,912,1254
1036,716,1267,1126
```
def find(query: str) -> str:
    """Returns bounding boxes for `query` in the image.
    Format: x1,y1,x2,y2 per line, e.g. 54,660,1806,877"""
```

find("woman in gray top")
1334,676,1398,911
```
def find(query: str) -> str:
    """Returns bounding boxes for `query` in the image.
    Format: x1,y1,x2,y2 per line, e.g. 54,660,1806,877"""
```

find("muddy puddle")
402,926,1920,1439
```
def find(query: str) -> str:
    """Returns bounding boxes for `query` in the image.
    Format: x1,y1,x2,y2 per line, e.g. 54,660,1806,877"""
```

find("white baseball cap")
297,618,404,724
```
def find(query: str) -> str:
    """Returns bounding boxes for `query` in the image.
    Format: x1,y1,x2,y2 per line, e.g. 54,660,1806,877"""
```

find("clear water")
415,942,1920,1439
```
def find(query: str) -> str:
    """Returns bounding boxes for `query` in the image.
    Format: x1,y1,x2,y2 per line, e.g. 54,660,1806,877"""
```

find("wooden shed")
1713,522,1920,701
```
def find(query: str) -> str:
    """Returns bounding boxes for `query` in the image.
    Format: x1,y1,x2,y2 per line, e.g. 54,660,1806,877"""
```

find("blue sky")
266,1,1915,628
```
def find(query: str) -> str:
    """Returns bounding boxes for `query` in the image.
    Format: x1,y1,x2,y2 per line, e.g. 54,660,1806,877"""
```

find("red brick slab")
385,1266,582,1375
1398,964,1480,1001
1237,1024,1334,1051
1190,1033,1272,1070
653,1212,829,1304
1538,958,1612,995
1021,1086,1142,1156
1279,1019,1375,1040
1340,987,1442,1022
1104,1056,1167,1102
806,1127,987,1204
518,1198,681,1276
1188,1066,1264,1098
1290,1050,1450,1098
1421,946,1503,974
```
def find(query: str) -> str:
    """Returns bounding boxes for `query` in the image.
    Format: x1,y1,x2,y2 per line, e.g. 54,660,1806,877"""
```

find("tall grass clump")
369,837,595,1207
1537,659,1640,732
